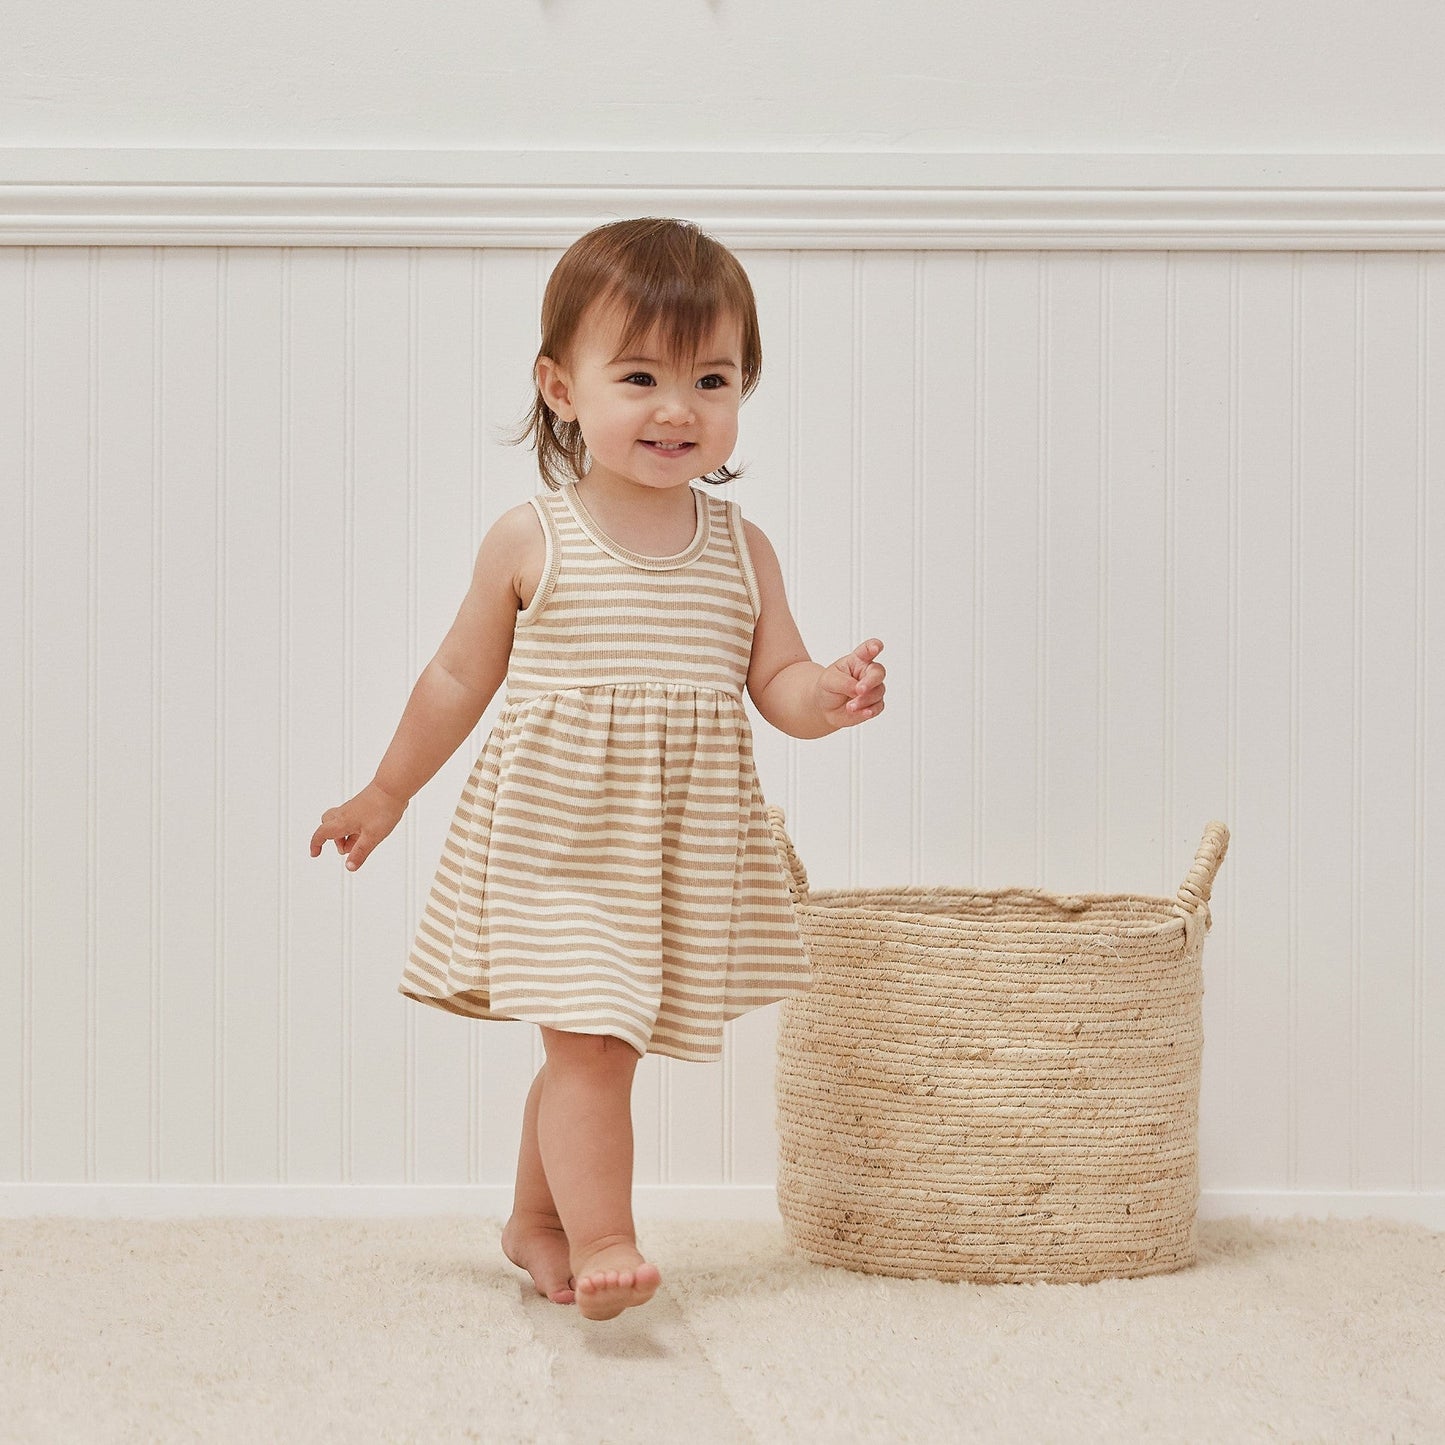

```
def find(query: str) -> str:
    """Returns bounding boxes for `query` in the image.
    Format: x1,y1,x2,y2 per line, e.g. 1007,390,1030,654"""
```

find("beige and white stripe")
398,481,812,1061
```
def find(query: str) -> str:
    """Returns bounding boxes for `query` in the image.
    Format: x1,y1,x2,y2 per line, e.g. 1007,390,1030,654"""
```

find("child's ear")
535,356,577,422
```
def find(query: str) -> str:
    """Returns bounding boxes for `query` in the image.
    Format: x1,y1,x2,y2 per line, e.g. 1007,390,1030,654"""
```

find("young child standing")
310,218,886,1321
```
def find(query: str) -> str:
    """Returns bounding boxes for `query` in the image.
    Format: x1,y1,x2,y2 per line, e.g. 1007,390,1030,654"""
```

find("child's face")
537,299,744,493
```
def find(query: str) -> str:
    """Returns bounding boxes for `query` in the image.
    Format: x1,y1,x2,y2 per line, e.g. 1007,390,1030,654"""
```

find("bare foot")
501,1216,576,1305
572,1240,661,1321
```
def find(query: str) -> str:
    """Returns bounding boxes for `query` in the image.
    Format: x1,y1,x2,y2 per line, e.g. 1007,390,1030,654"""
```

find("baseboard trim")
0,1184,784,1221
2,1184,1440,1228
1199,1190,1445,1229
3,149,1444,248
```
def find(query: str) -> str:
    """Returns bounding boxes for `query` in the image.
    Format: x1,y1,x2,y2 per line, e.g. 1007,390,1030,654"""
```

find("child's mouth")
642,441,695,454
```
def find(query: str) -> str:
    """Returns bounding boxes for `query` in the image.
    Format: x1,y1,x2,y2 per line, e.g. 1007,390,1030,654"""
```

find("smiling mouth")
642,440,695,453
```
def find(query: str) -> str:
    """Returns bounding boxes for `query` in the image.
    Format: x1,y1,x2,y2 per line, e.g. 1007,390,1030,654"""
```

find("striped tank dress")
398,480,812,1061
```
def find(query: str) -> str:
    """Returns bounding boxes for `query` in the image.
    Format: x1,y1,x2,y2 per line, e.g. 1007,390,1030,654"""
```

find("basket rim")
796,884,1194,943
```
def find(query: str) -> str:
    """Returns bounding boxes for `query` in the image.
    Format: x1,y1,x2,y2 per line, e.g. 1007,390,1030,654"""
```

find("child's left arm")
743,519,886,740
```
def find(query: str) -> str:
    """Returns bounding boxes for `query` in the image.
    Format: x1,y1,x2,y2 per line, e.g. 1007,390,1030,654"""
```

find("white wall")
5,0,1444,152
3,242,1443,1225
3,1,1443,1225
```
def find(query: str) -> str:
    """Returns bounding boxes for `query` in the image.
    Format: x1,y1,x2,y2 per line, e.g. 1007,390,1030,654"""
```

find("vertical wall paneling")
856,253,918,888
910,255,926,887
1293,254,1359,1190
1213,257,1294,1184
1104,254,1171,889
3,242,1442,1217
790,252,856,890
1167,255,1232,880
85,250,98,1183
1041,254,1104,893
221,249,285,1182
1413,256,1431,1193
980,253,1043,884
1037,253,1053,887
1285,253,1301,1190
29,249,94,1181
1424,253,1445,1193
158,249,222,1180
916,252,978,889
94,249,160,1182
277,251,292,1181
0,249,27,1179
284,250,347,1182
348,249,415,1182
1357,254,1423,1188
1221,255,1295,1187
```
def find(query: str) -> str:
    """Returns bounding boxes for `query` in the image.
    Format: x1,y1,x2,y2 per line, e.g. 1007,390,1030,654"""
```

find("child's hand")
309,782,407,872
816,638,886,731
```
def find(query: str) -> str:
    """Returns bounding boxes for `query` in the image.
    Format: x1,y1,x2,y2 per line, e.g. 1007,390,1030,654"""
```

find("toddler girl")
310,217,886,1321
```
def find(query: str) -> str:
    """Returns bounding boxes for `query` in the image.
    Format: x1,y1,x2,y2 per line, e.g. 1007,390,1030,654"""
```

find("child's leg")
500,1062,576,1304
536,1026,661,1320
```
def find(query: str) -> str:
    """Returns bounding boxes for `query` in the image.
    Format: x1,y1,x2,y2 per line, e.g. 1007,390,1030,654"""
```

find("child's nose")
653,390,695,424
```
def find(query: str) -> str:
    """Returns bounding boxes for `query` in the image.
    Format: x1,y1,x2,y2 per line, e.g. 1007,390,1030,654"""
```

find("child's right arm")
309,503,539,871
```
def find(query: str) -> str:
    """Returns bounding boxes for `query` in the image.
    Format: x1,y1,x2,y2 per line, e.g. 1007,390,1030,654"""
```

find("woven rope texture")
770,810,1229,1285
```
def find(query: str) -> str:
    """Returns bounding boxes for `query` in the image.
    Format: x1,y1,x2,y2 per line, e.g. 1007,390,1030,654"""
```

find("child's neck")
573,473,699,555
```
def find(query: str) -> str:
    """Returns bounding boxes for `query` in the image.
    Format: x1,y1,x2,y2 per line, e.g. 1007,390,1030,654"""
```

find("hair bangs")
601,228,760,391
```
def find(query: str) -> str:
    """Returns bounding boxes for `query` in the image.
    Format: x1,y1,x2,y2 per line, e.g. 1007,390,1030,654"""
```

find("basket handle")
1176,821,1230,917
765,805,810,904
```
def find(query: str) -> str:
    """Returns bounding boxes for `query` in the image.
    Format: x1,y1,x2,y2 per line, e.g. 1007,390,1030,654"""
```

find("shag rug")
2,1214,1441,1443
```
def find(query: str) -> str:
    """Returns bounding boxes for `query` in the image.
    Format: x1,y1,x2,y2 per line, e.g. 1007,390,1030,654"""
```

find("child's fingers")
849,657,886,708
819,656,853,692
838,697,886,726
329,828,369,869
311,808,357,858
825,641,884,696
849,638,884,676
310,814,342,856
821,641,886,727
853,661,886,693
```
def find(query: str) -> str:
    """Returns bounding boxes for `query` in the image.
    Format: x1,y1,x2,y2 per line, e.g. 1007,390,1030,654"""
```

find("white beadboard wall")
3,241,1443,1224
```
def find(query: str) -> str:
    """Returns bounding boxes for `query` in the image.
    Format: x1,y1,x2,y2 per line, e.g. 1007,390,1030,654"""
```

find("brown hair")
513,217,762,490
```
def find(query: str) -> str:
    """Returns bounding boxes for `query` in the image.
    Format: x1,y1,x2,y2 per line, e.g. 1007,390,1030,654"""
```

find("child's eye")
697,374,728,390
623,372,656,387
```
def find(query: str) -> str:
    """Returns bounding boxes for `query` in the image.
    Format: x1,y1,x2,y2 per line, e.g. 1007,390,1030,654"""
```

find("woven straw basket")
768,809,1229,1285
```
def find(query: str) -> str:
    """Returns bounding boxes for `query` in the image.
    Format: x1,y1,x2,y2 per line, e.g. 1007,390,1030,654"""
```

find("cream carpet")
2,1214,1441,1443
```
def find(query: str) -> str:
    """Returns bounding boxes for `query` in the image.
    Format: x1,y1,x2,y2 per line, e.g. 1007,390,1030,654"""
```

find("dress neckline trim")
561,483,709,570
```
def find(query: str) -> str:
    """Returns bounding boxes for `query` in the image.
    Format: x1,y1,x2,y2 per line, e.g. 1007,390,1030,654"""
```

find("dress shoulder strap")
517,490,563,627
721,498,763,623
